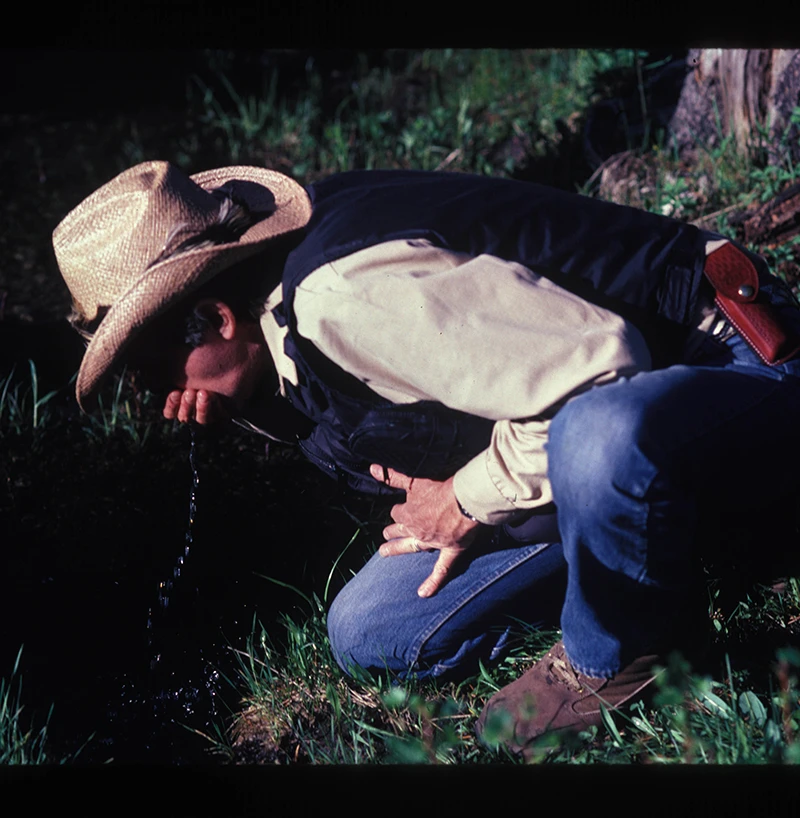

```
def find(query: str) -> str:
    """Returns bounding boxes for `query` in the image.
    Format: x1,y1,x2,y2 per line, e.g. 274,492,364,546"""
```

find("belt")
703,243,800,365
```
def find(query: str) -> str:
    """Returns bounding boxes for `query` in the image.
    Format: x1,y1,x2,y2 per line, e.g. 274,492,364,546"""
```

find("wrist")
456,496,481,524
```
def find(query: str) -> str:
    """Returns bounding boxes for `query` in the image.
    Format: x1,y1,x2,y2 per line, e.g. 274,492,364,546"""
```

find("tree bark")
740,181,800,246
669,49,800,166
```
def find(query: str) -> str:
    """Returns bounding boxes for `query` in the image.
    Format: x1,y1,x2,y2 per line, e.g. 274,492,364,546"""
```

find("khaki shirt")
258,237,728,525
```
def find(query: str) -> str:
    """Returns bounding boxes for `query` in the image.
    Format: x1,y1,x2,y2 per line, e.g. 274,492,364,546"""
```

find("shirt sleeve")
292,239,652,524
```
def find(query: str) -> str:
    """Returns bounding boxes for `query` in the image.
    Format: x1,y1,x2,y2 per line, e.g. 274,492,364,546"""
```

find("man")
53,160,800,758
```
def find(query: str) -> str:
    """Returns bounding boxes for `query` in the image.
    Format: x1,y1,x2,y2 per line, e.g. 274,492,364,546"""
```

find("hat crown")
53,161,222,321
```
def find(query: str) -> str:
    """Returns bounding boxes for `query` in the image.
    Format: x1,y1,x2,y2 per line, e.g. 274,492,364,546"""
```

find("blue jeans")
327,270,800,681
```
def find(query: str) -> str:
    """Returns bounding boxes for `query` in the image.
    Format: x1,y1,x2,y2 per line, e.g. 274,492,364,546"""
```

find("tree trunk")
669,49,800,166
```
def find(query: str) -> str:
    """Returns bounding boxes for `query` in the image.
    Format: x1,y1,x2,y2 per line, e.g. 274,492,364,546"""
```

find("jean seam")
405,541,556,670
569,656,615,679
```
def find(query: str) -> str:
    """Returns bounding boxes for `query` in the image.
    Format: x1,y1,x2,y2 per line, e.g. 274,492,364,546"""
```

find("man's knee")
548,385,656,515
326,580,378,675
326,569,413,677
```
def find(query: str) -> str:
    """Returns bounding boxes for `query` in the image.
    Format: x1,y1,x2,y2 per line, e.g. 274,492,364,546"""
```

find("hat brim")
75,166,311,410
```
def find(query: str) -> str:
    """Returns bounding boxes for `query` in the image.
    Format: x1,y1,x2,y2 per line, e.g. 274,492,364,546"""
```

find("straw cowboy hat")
53,160,312,409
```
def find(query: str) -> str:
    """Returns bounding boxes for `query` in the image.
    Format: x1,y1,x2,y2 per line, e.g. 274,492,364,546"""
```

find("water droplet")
148,424,203,689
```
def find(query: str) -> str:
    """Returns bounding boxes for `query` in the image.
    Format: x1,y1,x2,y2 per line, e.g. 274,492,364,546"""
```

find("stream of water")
147,424,199,670
110,423,229,763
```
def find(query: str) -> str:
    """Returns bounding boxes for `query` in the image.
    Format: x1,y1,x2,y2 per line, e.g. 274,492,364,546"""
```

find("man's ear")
194,299,238,340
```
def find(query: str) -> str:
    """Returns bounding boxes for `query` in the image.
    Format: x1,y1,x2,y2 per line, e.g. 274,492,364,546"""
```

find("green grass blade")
0,364,16,427
600,703,625,746
324,529,360,605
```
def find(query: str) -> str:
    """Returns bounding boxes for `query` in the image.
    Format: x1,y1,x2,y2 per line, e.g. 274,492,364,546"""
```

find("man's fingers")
194,390,209,425
417,548,464,598
177,390,197,423
382,522,411,541
163,389,196,423
379,537,430,557
163,390,183,420
378,537,465,597
369,464,413,491
162,389,227,425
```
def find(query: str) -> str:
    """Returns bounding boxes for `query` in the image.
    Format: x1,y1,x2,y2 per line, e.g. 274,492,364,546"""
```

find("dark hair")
176,235,300,347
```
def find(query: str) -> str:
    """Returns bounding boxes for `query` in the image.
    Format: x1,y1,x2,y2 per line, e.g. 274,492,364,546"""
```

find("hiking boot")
475,640,662,758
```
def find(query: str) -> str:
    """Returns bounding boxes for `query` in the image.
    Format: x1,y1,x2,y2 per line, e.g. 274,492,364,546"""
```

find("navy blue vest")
266,170,708,498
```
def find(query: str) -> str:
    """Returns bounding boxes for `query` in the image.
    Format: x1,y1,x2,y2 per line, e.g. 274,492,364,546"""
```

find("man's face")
126,299,268,415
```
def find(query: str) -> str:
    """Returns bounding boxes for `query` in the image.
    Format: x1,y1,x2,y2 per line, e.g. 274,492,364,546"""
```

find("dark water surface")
0,415,381,763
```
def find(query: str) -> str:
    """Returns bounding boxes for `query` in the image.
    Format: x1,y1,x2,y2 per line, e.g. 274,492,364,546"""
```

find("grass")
195,505,800,765
82,369,164,447
0,361,59,435
576,84,800,290
184,49,631,182
183,48,799,289
201,569,800,765
0,648,51,764
0,363,174,448
0,647,95,765
218,600,530,764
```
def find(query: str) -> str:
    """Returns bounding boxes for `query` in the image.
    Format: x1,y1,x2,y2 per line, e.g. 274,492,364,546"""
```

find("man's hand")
162,389,229,425
370,464,482,598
